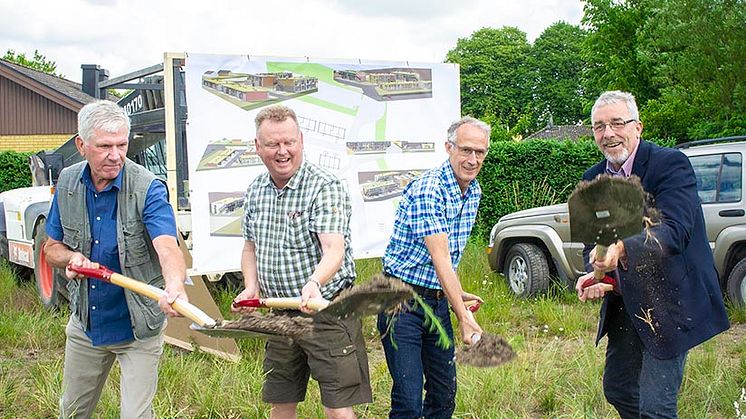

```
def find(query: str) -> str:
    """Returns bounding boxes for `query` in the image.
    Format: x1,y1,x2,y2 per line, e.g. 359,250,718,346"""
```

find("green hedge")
0,151,32,193
474,138,600,237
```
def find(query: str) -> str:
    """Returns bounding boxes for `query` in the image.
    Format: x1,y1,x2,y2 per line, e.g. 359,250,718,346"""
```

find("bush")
476,139,601,238
0,151,32,193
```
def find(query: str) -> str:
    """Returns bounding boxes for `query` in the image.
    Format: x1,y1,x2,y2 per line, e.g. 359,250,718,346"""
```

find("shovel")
234,274,417,319
66,264,313,339
568,174,646,292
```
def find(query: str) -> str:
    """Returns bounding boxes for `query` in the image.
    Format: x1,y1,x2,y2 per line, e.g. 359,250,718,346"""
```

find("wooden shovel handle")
589,244,616,293
67,264,217,328
593,244,609,280
233,297,330,311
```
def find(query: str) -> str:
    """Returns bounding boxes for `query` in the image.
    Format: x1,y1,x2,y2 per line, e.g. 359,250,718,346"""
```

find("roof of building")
525,124,593,141
0,59,115,111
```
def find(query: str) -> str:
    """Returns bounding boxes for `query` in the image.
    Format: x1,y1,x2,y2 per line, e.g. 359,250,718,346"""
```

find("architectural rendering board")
185,53,459,273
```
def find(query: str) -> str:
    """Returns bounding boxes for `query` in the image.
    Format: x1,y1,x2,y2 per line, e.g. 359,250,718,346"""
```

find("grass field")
1,243,744,418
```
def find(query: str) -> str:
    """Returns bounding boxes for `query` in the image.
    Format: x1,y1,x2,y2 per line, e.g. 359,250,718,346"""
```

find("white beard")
605,147,630,166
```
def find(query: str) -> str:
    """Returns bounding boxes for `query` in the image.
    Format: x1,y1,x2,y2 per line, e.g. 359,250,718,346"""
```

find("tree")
638,0,746,140
581,0,657,104
446,27,533,135
529,22,589,126
3,49,61,77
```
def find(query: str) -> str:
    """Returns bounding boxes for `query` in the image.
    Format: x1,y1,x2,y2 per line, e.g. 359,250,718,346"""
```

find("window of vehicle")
690,153,743,203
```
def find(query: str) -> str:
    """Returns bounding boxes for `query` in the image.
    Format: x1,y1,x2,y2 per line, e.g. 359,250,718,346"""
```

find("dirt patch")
456,332,516,368
327,274,414,318
218,312,314,338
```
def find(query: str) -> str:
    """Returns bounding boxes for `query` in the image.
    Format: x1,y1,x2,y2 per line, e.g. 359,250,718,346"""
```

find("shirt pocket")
284,211,315,250
122,221,150,267
61,222,83,251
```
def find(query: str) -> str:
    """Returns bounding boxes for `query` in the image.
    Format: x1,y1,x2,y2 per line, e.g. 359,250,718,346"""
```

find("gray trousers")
59,316,163,419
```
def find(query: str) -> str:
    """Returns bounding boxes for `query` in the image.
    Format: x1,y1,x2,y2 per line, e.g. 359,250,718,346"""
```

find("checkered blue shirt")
242,161,356,299
383,160,481,289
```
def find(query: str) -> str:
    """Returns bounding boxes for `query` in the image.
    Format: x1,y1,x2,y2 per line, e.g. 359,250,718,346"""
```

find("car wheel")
727,258,746,308
503,243,550,297
33,218,62,310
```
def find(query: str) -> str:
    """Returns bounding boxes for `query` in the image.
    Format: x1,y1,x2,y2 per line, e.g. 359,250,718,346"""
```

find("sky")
0,0,584,83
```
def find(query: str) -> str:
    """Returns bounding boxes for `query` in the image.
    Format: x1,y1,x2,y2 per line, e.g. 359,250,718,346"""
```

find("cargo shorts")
262,311,372,408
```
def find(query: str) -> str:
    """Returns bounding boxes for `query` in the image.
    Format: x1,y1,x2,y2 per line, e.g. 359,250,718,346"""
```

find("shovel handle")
232,297,330,311
67,264,217,328
465,300,481,313
593,244,609,280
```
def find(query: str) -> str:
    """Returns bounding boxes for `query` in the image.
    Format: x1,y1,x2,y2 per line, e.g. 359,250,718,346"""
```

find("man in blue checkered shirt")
233,105,371,419
377,116,490,419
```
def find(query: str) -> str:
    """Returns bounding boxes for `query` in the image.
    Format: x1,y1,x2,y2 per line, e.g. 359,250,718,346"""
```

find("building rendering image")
197,138,263,171
333,68,432,101
358,170,423,201
346,141,435,155
202,70,318,110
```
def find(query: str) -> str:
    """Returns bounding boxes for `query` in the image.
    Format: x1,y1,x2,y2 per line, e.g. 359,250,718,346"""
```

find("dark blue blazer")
583,140,729,359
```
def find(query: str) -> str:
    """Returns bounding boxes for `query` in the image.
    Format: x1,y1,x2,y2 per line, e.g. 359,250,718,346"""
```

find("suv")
487,137,746,306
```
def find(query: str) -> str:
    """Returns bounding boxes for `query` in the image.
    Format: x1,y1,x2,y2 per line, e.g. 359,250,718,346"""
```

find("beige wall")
0,134,71,152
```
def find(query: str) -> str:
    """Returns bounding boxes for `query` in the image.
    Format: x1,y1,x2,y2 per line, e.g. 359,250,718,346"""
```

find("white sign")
185,53,460,274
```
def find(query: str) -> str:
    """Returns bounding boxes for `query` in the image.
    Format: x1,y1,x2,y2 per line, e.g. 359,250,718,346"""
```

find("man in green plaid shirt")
233,105,371,419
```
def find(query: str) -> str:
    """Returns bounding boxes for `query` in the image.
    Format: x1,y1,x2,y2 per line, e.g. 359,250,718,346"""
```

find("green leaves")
0,151,32,194
3,49,61,77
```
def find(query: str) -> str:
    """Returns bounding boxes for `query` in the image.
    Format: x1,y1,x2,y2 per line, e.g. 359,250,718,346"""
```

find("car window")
689,153,742,203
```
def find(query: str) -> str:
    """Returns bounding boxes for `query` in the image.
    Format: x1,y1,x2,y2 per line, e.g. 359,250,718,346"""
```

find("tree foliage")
448,0,744,143
3,49,61,77
446,27,533,135
529,22,589,126
638,0,746,140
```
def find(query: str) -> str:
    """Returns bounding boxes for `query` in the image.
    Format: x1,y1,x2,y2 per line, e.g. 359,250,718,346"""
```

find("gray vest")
56,159,166,340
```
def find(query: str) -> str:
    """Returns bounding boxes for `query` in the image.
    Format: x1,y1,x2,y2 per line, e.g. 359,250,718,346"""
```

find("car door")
688,150,744,247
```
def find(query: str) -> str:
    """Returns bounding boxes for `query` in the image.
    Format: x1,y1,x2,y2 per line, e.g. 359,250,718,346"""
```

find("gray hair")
591,91,640,122
77,100,130,142
447,116,491,146
255,105,300,136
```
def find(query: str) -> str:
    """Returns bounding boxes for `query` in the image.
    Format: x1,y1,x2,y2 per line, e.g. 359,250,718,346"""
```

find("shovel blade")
568,174,645,246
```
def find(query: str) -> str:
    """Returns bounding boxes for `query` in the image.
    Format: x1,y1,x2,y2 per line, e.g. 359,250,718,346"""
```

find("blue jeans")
603,300,687,419
377,295,456,419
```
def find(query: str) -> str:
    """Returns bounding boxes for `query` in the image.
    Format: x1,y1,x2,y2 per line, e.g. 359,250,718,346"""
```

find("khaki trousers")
59,316,163,419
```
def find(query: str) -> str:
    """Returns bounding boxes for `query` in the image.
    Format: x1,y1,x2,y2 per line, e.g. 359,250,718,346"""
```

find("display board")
185,53,460,273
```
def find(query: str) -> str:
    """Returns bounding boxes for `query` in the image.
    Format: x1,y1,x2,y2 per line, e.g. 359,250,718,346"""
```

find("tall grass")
0,251,744,418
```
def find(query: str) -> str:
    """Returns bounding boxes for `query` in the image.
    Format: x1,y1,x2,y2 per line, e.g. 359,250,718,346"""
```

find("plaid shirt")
383,160,481,289
242,161,355,299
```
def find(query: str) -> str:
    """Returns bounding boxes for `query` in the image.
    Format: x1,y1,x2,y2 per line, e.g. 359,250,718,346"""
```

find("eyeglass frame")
592,118,637,134
447,140,488,159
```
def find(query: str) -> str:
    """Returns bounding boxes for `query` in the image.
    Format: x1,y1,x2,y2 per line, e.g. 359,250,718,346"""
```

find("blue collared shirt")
47,165,176,346
383,160,481,289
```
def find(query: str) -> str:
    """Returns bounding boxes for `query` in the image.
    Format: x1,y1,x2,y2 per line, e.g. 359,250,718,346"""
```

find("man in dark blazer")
575,90,729,418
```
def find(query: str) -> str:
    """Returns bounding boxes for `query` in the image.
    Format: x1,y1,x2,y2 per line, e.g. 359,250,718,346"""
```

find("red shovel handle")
466,300,481,313
233,297,329,311
67,264,115,281
232,298,265,309
581,275,617,293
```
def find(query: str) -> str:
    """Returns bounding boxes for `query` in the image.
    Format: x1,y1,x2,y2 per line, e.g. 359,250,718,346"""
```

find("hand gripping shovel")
66,264,314,339
568,174,646,292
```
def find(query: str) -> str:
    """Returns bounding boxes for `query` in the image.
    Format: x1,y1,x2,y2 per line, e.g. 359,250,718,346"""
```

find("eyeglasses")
592,119,636,134
448,141,488,159
259,139,299,150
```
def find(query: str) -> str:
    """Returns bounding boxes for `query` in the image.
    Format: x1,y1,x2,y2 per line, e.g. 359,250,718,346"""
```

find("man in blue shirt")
377,116,490,419
44,100,187,419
